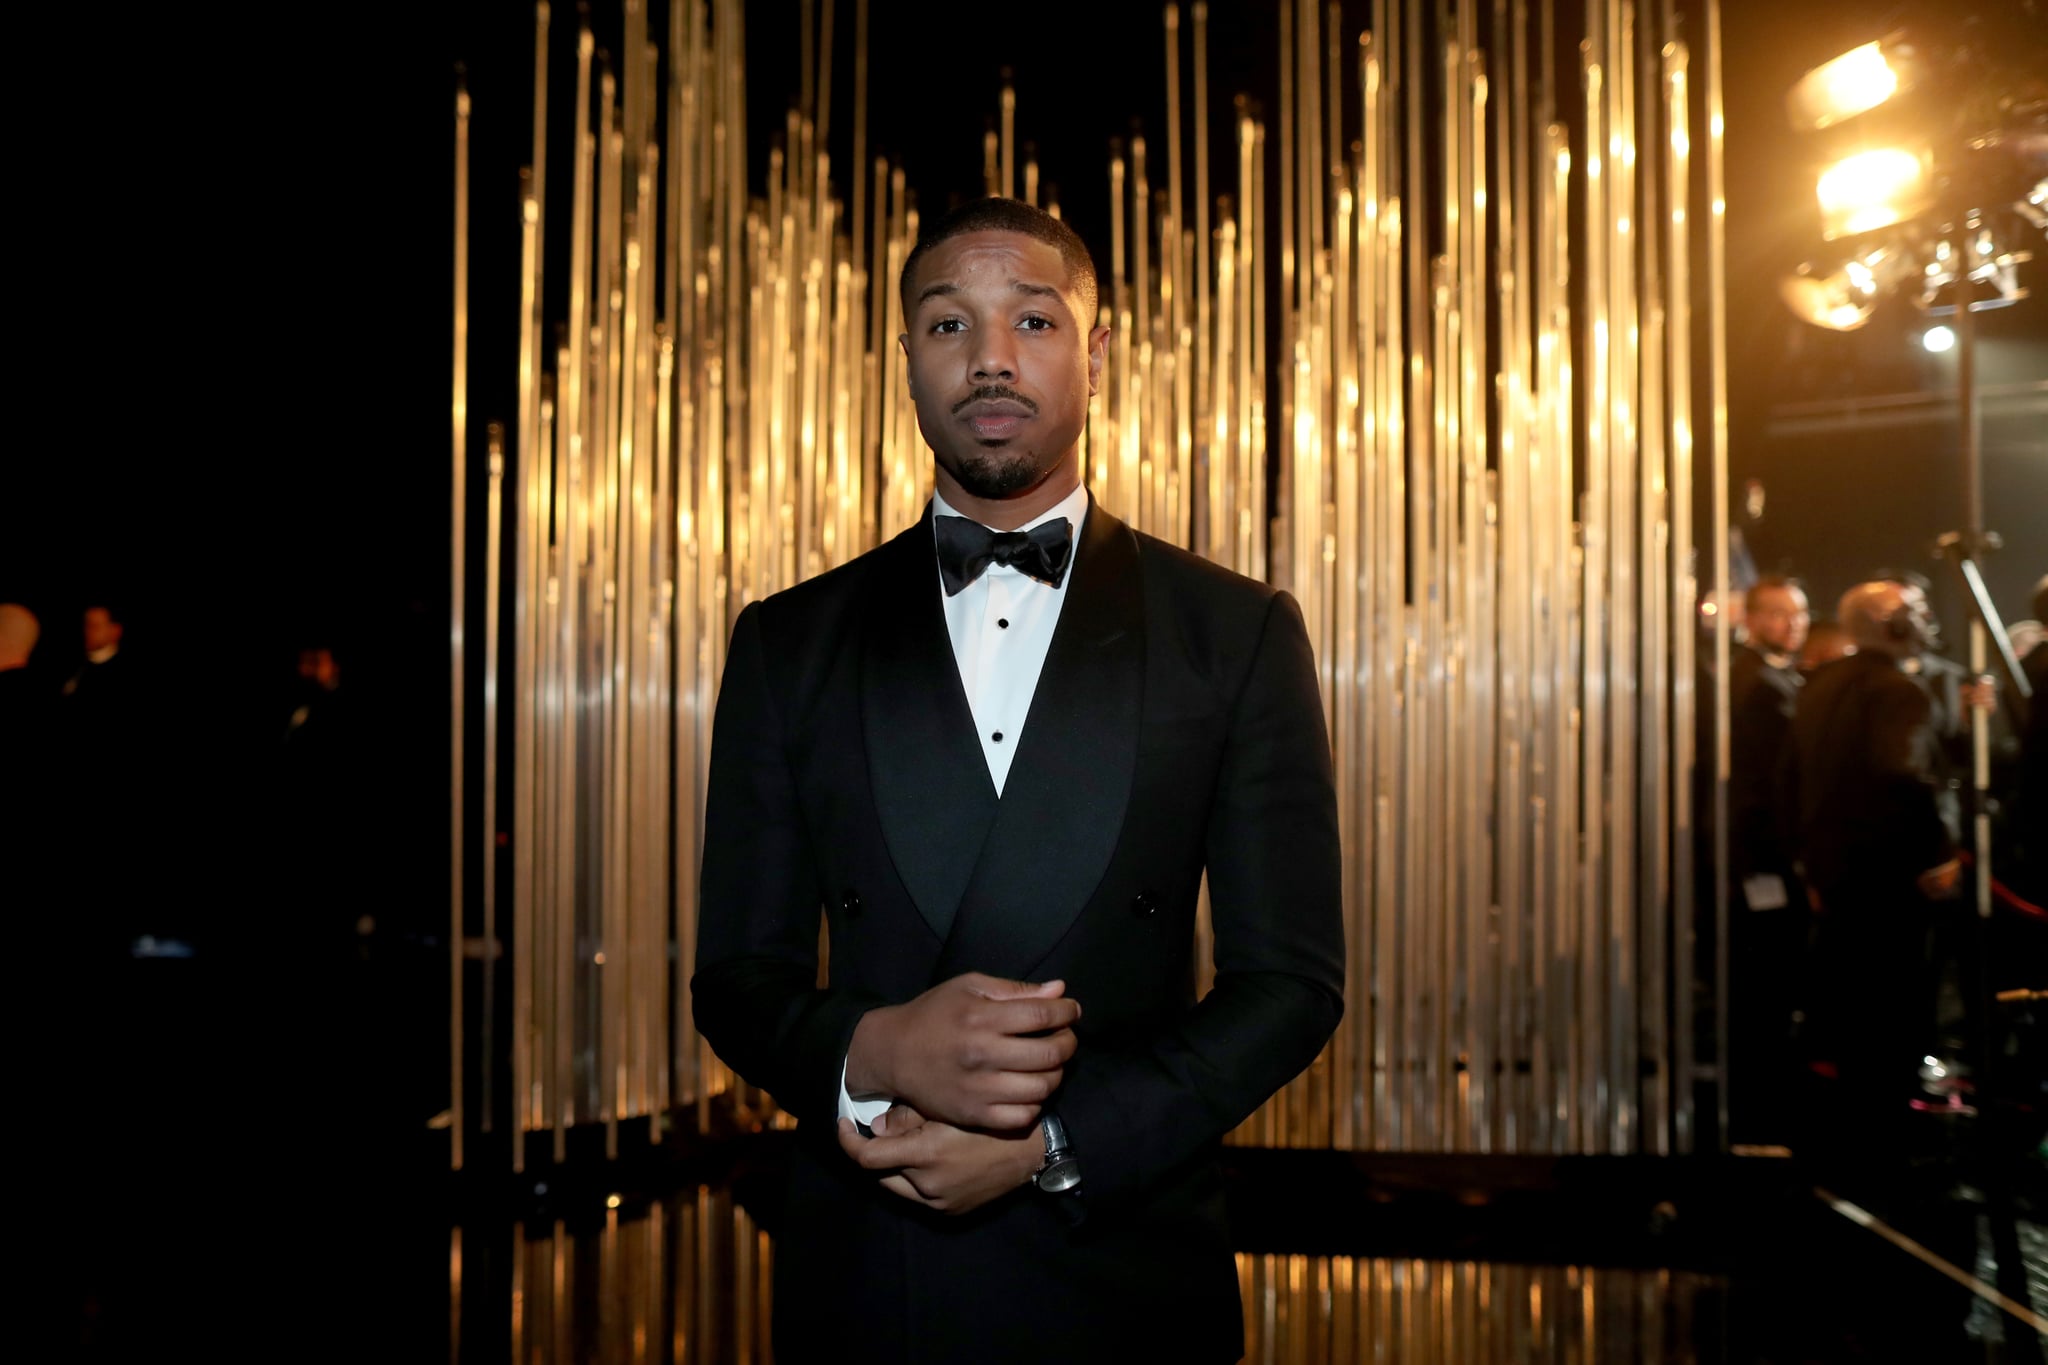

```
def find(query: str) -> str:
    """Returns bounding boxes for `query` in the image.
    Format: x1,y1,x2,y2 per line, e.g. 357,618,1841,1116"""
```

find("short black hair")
899,198,1099,323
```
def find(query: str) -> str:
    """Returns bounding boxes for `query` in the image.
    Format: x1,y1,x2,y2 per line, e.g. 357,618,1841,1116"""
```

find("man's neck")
933,461,1082,531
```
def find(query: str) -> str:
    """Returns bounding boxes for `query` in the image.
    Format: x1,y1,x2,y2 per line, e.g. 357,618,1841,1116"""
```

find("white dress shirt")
839,482,1091,1127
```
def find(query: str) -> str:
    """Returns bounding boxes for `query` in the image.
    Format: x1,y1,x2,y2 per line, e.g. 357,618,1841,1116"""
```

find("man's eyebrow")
913,279,1066,307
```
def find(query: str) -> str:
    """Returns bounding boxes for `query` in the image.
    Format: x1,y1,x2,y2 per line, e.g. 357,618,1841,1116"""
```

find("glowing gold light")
1816,146,1930,239
1787,41,1902,131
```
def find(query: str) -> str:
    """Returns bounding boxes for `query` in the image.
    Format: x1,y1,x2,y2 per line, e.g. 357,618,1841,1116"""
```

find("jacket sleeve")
1053,590,1346,1210
1869,674,1958,875
691,601,886,1123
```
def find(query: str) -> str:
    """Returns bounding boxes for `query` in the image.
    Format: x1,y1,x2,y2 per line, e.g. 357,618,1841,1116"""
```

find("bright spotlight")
1816,147,1933,239
1922,325,1956,353
1788,41,1908,131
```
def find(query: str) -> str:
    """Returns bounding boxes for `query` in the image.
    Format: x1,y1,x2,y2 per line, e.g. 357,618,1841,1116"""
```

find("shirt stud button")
991,732,1004,743
998,618,1009,628
1130,891,1159,918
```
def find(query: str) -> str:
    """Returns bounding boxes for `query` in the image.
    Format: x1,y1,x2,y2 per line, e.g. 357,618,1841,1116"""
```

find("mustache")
951,385,1038,415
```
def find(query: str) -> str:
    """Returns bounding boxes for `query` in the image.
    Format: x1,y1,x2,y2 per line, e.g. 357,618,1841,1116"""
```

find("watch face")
1037,1157,1082,1194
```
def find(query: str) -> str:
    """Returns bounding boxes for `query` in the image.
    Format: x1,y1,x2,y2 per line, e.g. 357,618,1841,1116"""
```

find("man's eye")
932,318,965,334
1019,316,1053,331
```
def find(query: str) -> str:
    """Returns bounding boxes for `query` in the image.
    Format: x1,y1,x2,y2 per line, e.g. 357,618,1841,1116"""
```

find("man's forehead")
912,231,1077,301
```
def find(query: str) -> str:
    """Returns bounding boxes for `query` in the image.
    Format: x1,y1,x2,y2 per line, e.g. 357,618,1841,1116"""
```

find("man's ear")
1086,324,1111,396
898,333,913,393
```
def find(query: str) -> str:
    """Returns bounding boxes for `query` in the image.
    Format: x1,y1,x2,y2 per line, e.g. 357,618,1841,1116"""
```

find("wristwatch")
1033,1113,1082,1193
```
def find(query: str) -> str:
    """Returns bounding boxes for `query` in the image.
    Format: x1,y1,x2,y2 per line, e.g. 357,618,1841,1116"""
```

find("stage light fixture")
1816,146,1935,239
1787,40,1912,132
1921,324,1955,352
1780,244,1914,331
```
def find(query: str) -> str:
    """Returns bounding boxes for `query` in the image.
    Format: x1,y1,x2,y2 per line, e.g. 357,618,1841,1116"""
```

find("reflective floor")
433,1179,2045,1364
61,956,2048,1363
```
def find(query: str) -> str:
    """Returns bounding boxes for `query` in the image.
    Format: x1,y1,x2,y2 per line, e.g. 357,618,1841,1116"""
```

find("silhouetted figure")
1783,581,1959,1173
276,643,373,957
0,601,44,740
54,601,166,955
1727,577,1808,1141
0,603,51,848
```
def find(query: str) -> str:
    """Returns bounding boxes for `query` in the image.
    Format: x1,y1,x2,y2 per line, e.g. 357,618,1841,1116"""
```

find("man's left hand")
836,1107,1044,1215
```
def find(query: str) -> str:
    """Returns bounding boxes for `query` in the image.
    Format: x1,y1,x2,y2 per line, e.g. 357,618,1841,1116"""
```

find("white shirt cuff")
838,1058,896,1127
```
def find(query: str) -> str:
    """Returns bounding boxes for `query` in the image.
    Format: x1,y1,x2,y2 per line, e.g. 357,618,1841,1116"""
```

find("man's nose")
972,332,1017,381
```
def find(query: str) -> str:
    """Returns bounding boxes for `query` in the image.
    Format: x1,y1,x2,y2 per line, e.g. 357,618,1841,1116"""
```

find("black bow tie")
934,514,1074,596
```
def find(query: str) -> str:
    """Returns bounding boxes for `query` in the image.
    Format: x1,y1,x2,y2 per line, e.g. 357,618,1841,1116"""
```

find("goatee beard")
945,450,1044,500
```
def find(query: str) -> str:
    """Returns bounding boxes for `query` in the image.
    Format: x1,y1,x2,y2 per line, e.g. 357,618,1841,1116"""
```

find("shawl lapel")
860,510,999,943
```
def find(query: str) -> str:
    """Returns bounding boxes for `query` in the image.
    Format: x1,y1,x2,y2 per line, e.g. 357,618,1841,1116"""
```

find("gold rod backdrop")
450,78,470,1174
452,0,1731,1166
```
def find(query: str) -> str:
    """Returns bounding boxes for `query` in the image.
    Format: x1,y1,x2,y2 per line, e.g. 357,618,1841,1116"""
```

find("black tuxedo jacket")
1729,643,1800,886
694,499,1345,1363
1782,650,1955,905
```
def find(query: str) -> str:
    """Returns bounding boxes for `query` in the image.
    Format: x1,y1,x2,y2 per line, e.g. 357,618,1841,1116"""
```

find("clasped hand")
845,972,1080,1129
840,973,1080,1215
836,1106,1044,1214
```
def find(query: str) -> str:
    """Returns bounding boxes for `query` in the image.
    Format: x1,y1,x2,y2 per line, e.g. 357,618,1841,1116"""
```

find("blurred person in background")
1782,580,1959,1170
1727,576,1808,1141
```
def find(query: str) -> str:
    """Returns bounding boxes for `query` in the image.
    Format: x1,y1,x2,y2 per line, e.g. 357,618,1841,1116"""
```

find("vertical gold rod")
596,66,625,1158
1578,22,1608,1153
1494,0,1526,1154
1331,174,1356,1153
851,0,867,299
817,0,835,147
1301,0,1322,319
1634,5,1671,1158
1665,35,1697,1155
483,424,504,1139
1608,0,1640,1156
1359,30,1382,1153
448,1226,462,1365
451,77,470,1173
1164,4,1187,549
1704,0,1731,1155
556,27,594,1163
1467,45,1491,1154
1001,82,1016,199
1192,3,1211,558
1546,111,1575,1154
512,0,551,1172
1275,0,1294,590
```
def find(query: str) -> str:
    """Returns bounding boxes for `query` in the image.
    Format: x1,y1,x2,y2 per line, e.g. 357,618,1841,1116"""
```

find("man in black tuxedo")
693,199,1345,1363
1730,575,1807,905
1783,580,1958,1139
1726,576,1806,1139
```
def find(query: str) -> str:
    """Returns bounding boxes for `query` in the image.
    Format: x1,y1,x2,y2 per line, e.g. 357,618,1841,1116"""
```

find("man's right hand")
845,973,1080,1130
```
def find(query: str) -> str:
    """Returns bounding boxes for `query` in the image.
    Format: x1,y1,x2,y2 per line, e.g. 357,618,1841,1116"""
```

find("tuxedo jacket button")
1130,890,1158,918
840,889,863,918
